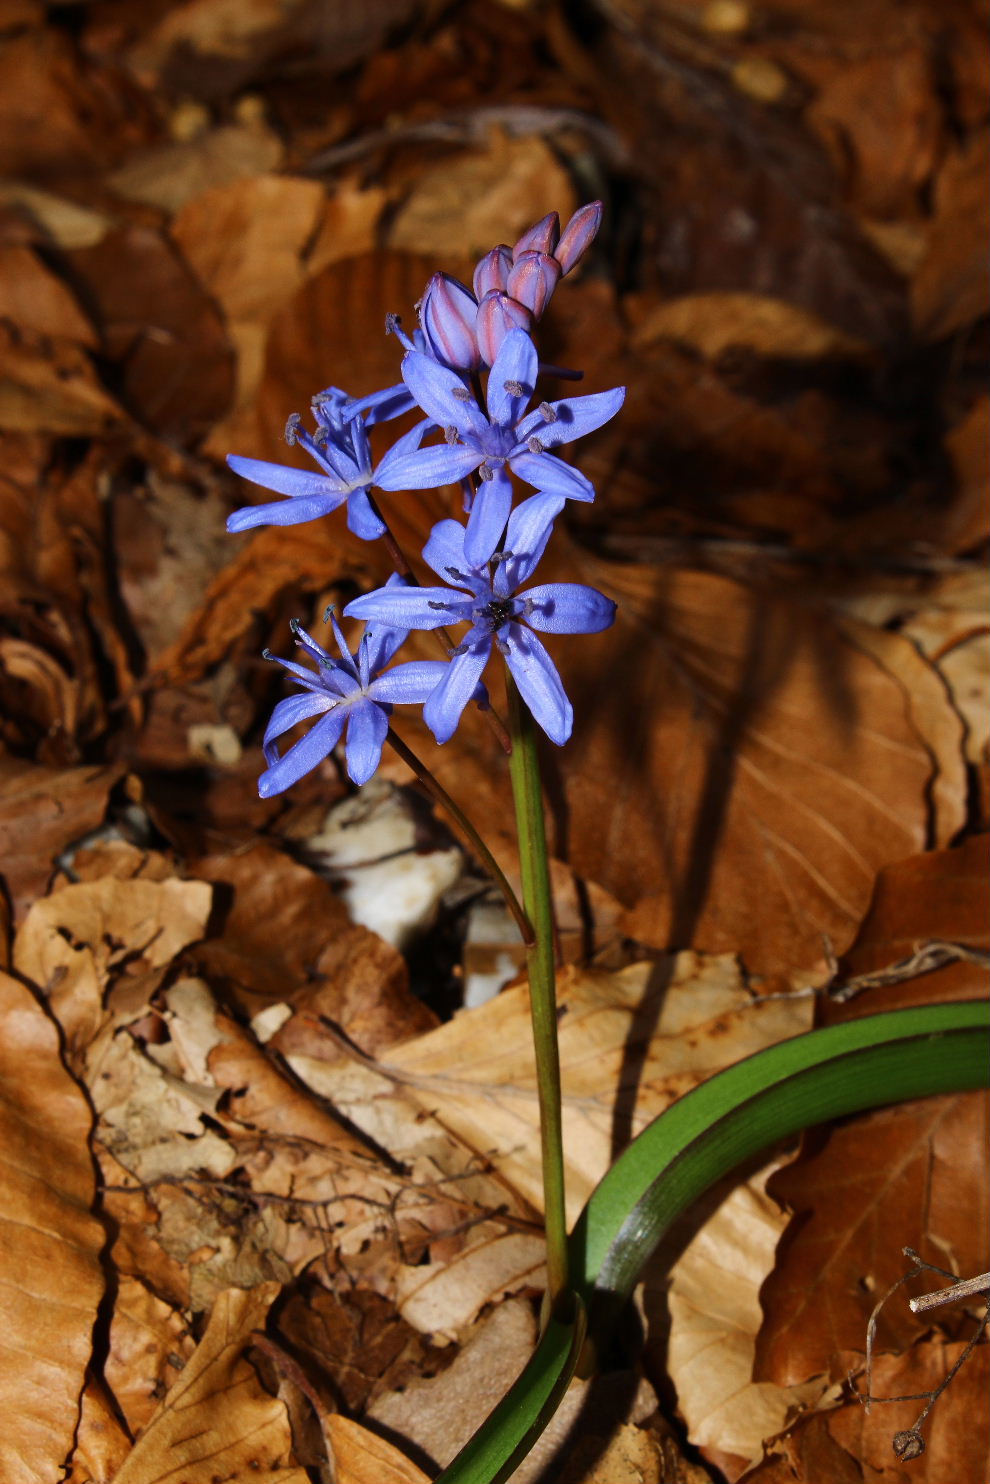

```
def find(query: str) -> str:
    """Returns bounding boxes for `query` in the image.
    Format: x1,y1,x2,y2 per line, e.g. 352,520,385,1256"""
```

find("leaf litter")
0,0,986,1478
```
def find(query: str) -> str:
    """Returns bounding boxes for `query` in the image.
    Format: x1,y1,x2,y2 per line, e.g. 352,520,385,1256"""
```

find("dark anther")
284,412,302,445
427,600,450,611
527,435,544,453
539,401,557,422
289,617,302,634
478,462,495,482
322,604,335,623
385,313,401,335
503,379,525,396
452,386,474,402
262,648,275,662
444,425,459,445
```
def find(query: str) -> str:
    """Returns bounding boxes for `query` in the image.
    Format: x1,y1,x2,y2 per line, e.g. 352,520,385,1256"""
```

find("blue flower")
373,329,625,567
344,494,616,746
226,387,428,542
258,587,450,794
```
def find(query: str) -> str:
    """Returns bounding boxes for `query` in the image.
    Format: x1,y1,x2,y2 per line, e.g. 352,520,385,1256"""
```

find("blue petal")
515,386,625,447
486,328,538,429
259,706,347,796
345,383,417,425
375,443,482,491
521,582,617,635
227,492,344,532
464,467,513,569
346,488,386,540
227,454,344,497
402,352,490,440
423,645,490,744
421,519,472,583
503,628,572,745
508,452,596,502
369,660,449,704
263,691,335,748
345,585,471,631
343,699,389,786
501,493,566,590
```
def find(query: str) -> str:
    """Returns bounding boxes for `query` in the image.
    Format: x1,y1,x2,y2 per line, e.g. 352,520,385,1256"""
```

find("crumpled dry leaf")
13,874,213,1062
111,1283,307,1484
381,953,813,1222
755,1091,988,1387
0,761,122,921
631,292,869,362
325,1414,430,1484
660,1162,839,1481
103,1275,196,1436
0,971,105,1481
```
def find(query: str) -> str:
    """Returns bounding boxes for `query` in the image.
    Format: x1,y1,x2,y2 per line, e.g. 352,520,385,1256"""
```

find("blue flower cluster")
227,204,624,794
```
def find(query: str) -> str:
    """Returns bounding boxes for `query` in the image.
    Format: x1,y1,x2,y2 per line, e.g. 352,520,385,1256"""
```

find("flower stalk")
506,673,570,1314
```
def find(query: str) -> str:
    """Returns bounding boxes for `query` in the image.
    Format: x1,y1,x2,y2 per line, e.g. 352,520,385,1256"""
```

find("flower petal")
262,690,335,749
259,706,347,797
464,466,513,569
342,699,389,786
421,519,474,585
486,328,538,429
508,451,596,502
423,645,490,744
375,443,482,491
401,352,490,439
227,454,344,498
346,487,386,540
521,582,617,635
369,660,449,704
500,492,565,590
227,492,344,532
345,585,471,631
516,386,625,448
503,628,572,745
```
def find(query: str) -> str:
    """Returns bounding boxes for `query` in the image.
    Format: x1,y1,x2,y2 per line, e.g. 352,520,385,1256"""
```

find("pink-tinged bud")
473,245,512,299
506,250,562,319
419,272,480,371
475,290,533,366
555,201,603,276
512,210,560,259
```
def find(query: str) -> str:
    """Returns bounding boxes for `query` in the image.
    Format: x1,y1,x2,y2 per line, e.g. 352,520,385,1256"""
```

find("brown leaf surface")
755,1092,988,1386
111,1283,307,1484
0,971,106,1480
325,1414,430,1484
0,761,121,920
560,559,962,971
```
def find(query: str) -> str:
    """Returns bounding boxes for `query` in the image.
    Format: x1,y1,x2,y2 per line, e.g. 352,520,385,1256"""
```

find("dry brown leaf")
755,1092,988,1386
13,875,212,1061
631,292,869,361
0,761,121,921
325,1414,430,1484
103,1275,196,1436
912,132,990,340
0,244,97,344
65,1375,133,1483
388,129,575,259
0,323,124,435
111,1283,307,1484
384,954,813,1222
0,971,105,1481
554,558,965,971
660,1162,834,1481
107,119,284,213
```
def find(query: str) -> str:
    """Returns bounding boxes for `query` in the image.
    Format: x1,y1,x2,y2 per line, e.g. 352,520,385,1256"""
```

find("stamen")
284,412,302,445
478,462,495,482
526,435,545,454
444,425,460,445
428,600,455,612
289,617,302,635
495,636,511,656
444,565,473,583
322,604,335,623
539,401,558,423
452,386,474,402
262,648,276,662
503,379,525,396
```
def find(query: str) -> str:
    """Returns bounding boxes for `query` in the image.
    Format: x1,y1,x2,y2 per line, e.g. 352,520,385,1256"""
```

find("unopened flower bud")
475,290,532,367
507,250,562,318
555,201,603,276
513,210,560,258
420,272,481,371
473,245,512,299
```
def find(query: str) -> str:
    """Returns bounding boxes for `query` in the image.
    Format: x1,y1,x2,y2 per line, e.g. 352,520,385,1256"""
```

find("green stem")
505,675,569,1313
385,728,534,947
